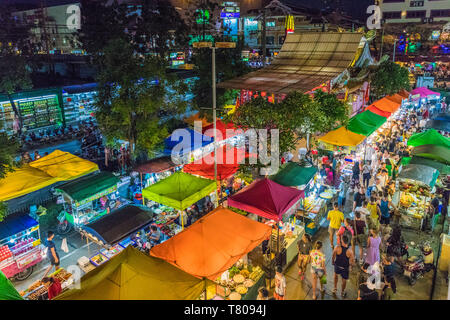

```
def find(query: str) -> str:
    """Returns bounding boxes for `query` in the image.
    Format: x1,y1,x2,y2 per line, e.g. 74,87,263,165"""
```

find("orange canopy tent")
183,145,254,180
398,89,410,99
367,105,392,118
183,112,211,128
368,97,400,113
150,207,272,280
385,93,404,105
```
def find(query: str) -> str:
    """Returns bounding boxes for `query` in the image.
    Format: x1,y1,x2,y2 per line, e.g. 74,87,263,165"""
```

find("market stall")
164,127,214,164
142,171,217,233
410,87,441,101
150,207,272,300
0,213,43,281
411,144,450,165
425,120,450,133
227,178,305,269
396,164,439,230
346,110,387,137
407,129,450,149
54,172,126,233
318,126,366,152
56,246,212,300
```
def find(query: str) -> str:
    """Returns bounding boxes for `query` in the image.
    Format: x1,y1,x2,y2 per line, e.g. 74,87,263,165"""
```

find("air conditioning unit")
428,17,434,23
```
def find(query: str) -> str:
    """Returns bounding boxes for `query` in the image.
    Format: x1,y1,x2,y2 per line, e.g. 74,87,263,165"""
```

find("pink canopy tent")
410,87,441,100
227,178,304,221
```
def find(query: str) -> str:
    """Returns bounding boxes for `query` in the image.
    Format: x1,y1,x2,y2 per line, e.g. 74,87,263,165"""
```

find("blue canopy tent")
164,128,214,157
0,213,39,242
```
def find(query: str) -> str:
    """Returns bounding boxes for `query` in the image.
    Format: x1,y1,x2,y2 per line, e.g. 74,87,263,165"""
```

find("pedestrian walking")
362,161,372,189
42,231,60,278
327,202,344,249
332,234,354,298
337,177,349,212
297,233,312,280
366,228,381,268
379,193,391,226
353,211,367,264
353,186,366,213
310,241,327,300
274,266,286,300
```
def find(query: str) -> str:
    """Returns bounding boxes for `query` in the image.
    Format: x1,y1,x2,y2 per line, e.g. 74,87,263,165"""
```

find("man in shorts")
43,231,60,278
327,202,344,249
332,235,355,298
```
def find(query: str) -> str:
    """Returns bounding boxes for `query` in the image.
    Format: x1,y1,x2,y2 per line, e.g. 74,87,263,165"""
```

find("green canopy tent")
56,246,212,300
397,164,440,188
411,144,450,165
409,156,450,176
407,129,450,149
0,270,23,300
270,162,317,187
142,171,216,211
347,110,387,136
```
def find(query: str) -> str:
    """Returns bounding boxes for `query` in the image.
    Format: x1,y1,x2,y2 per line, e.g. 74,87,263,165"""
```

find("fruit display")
400,193,415,208
235,285,248,295
229,292,241,300
23,268,73,300
214,264,264,300
243,279,254,288
0,245,12,262
233,274,245,283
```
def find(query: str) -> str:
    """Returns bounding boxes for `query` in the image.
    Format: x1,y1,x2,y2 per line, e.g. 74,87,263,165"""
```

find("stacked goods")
23,269,73,300
400,182,431,197
11,238,35,255
0,245,13,262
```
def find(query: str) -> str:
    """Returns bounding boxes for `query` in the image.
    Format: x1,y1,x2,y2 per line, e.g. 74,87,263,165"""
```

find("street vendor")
148,225,161,245
42,277,62,300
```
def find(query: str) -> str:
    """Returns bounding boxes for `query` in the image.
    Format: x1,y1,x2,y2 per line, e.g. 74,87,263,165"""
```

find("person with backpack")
332,234,355,298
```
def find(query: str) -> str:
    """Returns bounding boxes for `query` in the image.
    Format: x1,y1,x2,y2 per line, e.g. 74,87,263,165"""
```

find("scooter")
402,241,434,286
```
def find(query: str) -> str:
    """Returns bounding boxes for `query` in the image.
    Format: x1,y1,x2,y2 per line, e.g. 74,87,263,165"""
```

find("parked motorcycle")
56,211,72,235
402,241,434,286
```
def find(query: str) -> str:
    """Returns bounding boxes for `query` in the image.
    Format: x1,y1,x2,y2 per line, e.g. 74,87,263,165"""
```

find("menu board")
17,94,63,130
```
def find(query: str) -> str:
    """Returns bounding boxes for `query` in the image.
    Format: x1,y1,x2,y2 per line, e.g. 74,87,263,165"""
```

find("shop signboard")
75,185,118,207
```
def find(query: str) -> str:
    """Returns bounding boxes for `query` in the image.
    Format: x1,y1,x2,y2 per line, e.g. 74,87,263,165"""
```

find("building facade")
380,0,450,23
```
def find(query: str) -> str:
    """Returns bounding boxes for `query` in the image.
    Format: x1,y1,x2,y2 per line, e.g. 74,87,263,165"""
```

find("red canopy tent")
202,120,237,142
183,145,253,181
366,105,391,118
227,178,304,221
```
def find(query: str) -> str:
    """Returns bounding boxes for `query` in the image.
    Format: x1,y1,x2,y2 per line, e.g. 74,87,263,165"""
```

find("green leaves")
0,133,18,179
370,60,410,100
95,39,187,158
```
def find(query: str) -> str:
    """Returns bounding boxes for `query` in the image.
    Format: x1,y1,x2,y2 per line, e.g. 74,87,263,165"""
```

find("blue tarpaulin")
164,128,213,156
0,213,39,241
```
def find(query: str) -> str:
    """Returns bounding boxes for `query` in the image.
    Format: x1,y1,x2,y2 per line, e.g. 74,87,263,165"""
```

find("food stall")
21,268,73,300
142,171,217,230
74,205,153,269
396,164,439,230
0,213,43,281
150,207,272,301
54,172,129,232
227,178,304,269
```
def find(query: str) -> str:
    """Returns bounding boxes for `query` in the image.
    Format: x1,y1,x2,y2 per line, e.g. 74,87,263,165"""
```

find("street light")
393,38,397,62
193,41,236,200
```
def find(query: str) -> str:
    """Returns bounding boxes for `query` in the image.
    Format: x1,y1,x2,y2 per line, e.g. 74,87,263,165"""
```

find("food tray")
89,253,109,267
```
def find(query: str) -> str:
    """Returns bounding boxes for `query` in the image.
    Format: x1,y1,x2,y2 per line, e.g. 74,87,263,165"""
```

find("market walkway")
282,195,449,300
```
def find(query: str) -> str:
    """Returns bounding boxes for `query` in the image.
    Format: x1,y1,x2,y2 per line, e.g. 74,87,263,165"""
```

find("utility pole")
393,39,397,62
379,26,385,60
262,9,266,66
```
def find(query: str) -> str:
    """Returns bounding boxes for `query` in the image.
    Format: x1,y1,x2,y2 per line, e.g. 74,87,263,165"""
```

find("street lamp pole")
393,39,397,62
212,46,217,183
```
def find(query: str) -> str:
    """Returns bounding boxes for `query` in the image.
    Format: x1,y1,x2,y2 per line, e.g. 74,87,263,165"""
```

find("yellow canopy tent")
0,150,99,201
56,246,211,300
318,126,366,147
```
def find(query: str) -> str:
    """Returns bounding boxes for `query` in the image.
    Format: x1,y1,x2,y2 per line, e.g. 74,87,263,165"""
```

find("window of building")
409,1,424,7
383,11,402,19
430,10,450,18
406,10,426,18
278,35,285,45
266,36,274,45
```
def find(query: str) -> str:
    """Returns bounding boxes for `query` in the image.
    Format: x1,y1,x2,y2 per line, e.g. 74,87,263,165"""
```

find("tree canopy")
370,60,410,100
95,39,188,157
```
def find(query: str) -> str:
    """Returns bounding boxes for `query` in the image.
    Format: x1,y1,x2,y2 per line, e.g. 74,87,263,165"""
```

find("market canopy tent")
367,97,401,113
80,205,153,246
347,110,387,136
56,246,211,300
385,93,404,105
410,87,441,100
150,207,272,280
133,156,177,174
425,120,450,133
410,156,450,176
55,172,120,205
164,128,213,156
183,145,252,181
397,164,439,188
398,89,410,99
407,129,450,149
183,112,211,127
142,171,216,211
270,162,317,187
227,178,304,221
0,150,99,201
218,32,363,94
367,105,391,118
411,144,450,165
318,126,366,147
202,119,238,141
0,271,23,300
0,213,38,241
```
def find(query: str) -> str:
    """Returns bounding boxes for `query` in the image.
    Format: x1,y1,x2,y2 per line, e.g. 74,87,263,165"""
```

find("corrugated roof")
218,32,363,94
